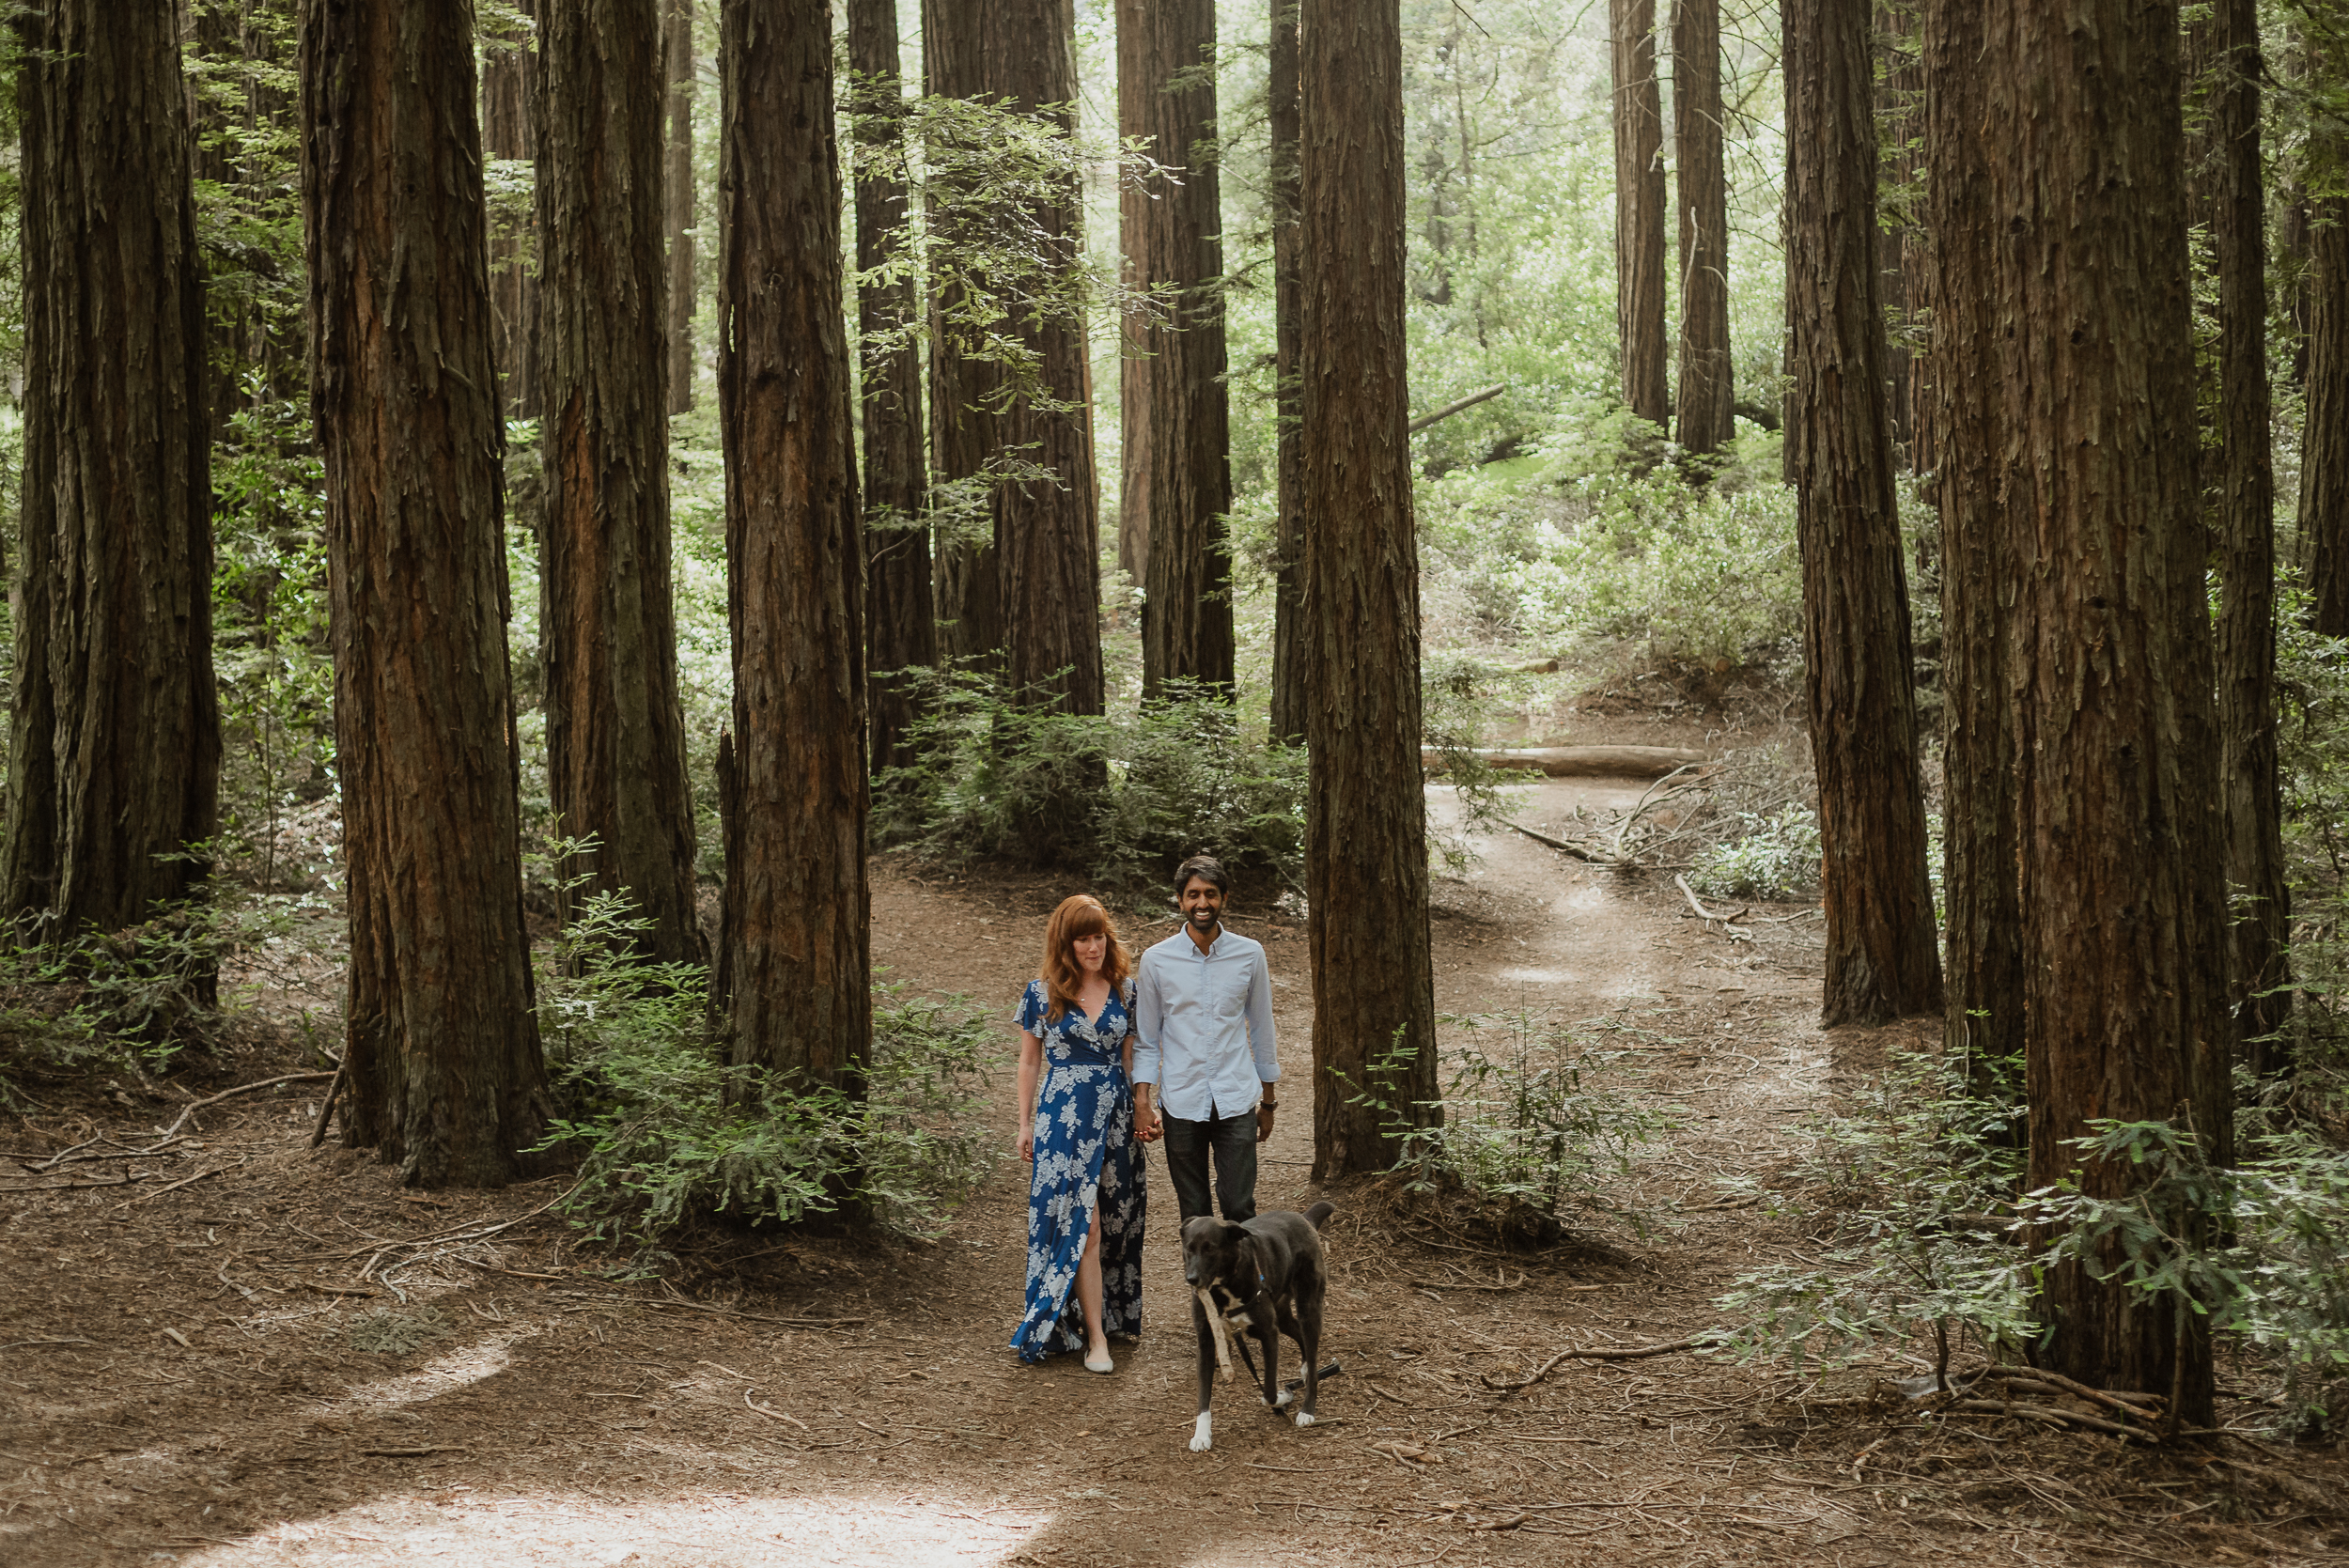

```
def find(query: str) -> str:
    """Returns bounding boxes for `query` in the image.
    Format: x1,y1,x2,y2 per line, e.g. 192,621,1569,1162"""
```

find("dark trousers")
1162,1110,1258,1225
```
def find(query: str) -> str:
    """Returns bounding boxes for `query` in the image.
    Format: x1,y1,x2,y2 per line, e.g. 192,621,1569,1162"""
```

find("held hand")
1257,1103,1276,1143
1018,1127,1034,1162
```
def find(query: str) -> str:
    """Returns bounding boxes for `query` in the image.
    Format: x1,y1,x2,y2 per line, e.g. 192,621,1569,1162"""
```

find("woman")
1010,893,1148,1371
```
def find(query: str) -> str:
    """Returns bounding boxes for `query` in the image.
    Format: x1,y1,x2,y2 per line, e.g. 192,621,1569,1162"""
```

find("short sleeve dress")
1009,977,1146,1361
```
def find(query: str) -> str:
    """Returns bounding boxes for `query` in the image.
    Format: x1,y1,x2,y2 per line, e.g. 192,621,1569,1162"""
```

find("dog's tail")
1304,1201,1335,1231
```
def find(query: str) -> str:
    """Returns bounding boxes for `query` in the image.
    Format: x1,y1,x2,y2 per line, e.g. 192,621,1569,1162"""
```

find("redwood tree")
483,0,540,420
1120,0,1236,698
1610,0,1668,426
2305,173,2349,636
1923,0,2023,1088
850,0,937,775
714,0,871,1087
1937,0,2232,1421
1268,0,1306,743
537,0,704,965
1302,0,1439,1177
665,0,696,414
302,0,549,1186
1785,0,1941,1026
2204,0,2290,1073
1672,0,1732,455
3,0,221,940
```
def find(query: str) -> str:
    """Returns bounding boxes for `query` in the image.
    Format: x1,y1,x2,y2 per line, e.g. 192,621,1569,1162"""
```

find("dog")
1181,1200,1335,1453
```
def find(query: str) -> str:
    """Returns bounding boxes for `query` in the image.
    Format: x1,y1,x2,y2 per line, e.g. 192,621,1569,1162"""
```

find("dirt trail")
0,775,2337,1567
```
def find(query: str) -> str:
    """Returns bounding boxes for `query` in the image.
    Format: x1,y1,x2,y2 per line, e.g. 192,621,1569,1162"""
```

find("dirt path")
1,777,2339,1567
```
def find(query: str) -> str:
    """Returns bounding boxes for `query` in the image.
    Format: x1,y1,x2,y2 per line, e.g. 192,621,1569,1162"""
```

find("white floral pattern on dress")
1010,977,1146,1360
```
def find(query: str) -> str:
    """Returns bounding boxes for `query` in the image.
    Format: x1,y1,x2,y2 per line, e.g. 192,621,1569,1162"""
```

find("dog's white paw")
1189,1413,1213,1453
1270,1387,1294,1409
1295,1412,1317,1429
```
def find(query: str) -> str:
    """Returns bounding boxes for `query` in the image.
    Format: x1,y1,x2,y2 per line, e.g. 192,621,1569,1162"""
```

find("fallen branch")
1198,1287,1236,1382
1674,875,1752,939
1506,821,1626,866
1981,1366,2162,1421
154,1072,335,1141
1614,763,1710,859
1483,1330,1732,1391
1948,1398,2159,1442
308,1061,347,1149
1409,1273,1527,1293
743,1389,810,1429
1424,744,1715,779
118,1165,226,1205
1407,381,1505,434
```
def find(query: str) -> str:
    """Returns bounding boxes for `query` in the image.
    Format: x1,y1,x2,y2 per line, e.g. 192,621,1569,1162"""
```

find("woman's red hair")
1038,894,1130,1022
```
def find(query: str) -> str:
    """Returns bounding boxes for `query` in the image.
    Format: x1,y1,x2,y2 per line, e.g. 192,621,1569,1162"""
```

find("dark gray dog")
1181,1200,1334,1452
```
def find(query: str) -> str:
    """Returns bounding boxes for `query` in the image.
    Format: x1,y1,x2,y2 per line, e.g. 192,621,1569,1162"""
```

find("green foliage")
1715,1047,2031,1380
874,671,1307,891
1686,806,1822,902
535,891,998,1247
1335,1011,1670,1238
1420,656,1532,868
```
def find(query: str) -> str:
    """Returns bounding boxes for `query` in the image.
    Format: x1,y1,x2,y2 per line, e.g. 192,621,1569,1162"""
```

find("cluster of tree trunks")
482,0,540,422
1608,0,1669,427
1301,0,1439,1177
1268,0,1308,744
1672,0,1731,455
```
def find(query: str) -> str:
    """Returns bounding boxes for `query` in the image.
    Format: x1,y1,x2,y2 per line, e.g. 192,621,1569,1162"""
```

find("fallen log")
1423,745,1717,779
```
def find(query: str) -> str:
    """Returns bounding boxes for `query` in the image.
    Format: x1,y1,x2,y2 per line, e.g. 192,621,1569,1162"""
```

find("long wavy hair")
1038,893,1130,1022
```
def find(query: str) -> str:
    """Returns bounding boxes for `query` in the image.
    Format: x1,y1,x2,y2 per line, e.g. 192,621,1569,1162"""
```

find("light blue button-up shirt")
1132,925,1280,1122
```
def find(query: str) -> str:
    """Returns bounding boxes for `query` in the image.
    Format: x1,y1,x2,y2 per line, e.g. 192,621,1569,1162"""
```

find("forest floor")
3,720,2346,1567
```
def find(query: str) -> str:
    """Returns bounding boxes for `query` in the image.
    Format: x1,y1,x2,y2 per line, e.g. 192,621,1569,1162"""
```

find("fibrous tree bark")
1302,0,1439,1178
1268,0,1306,743
1610,0,1668,426
1937,0,2232,1423
714,0,871,1088
2204,0,2289,1075
302,0,549,1186
3,0,221,942
537,0,704,966
1120,0,1236,699
482,0,540,420
1784,0,1941,1027
850,0,937,774
664,0,696,414
1875,0,1926,467
2308,191,2349,636
1672,0,1732,455
1922,0,2022,1094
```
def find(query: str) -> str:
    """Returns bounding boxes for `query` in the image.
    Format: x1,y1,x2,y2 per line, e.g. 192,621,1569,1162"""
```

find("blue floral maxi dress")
1010,977,1146,1360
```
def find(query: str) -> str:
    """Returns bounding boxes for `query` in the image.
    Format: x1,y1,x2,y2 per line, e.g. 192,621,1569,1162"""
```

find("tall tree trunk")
483,0,540,421
302,0,549,1187
665,0,696,414
1302,0,1439,1179
1610,0,1668,426
1672,0,1732,456
1876,0,1924,466
3,0,221,942
537,0,704,967
1785,0,1942,1027
1947,0,2231,1423
850,0,937,774
2205,0,2289,1075
713,0,871,1089
922,0,1006,668
1120,0,1236,699
1268,0,1306,743
2307,189,2349,637
1923,0,2022,1095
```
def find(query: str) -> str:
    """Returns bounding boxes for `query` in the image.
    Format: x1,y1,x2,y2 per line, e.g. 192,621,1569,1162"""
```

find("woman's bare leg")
1076,1183,1109,1358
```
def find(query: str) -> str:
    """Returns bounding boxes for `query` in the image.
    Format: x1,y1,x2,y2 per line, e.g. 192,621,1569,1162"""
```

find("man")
1132,854,1280,1224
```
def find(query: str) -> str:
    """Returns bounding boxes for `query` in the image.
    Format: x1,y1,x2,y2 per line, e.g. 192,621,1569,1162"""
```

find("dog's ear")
1218,1221,1250,1247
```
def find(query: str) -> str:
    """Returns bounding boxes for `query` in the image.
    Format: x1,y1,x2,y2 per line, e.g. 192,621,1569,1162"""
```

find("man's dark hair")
1174,854,1230,899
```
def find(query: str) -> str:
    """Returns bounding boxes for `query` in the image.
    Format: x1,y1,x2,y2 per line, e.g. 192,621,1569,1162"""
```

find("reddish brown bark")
1786,0,1942,1026
1119,0,1235,698
1302,0,1439,1178
850,0,936,774
3,0,221,941
714,0,871,1087
302,0,549,1186
1610,0,1668,426
1949,0,2232,1422
1672,0,1732,455
537,0,704,966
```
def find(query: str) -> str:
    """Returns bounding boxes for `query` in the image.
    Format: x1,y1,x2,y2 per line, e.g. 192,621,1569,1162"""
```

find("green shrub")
1686,806,1821,902
535,892,998,1247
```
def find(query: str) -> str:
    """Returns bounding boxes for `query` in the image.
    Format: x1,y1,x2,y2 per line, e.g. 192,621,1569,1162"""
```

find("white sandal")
1083,1348,1114,1374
